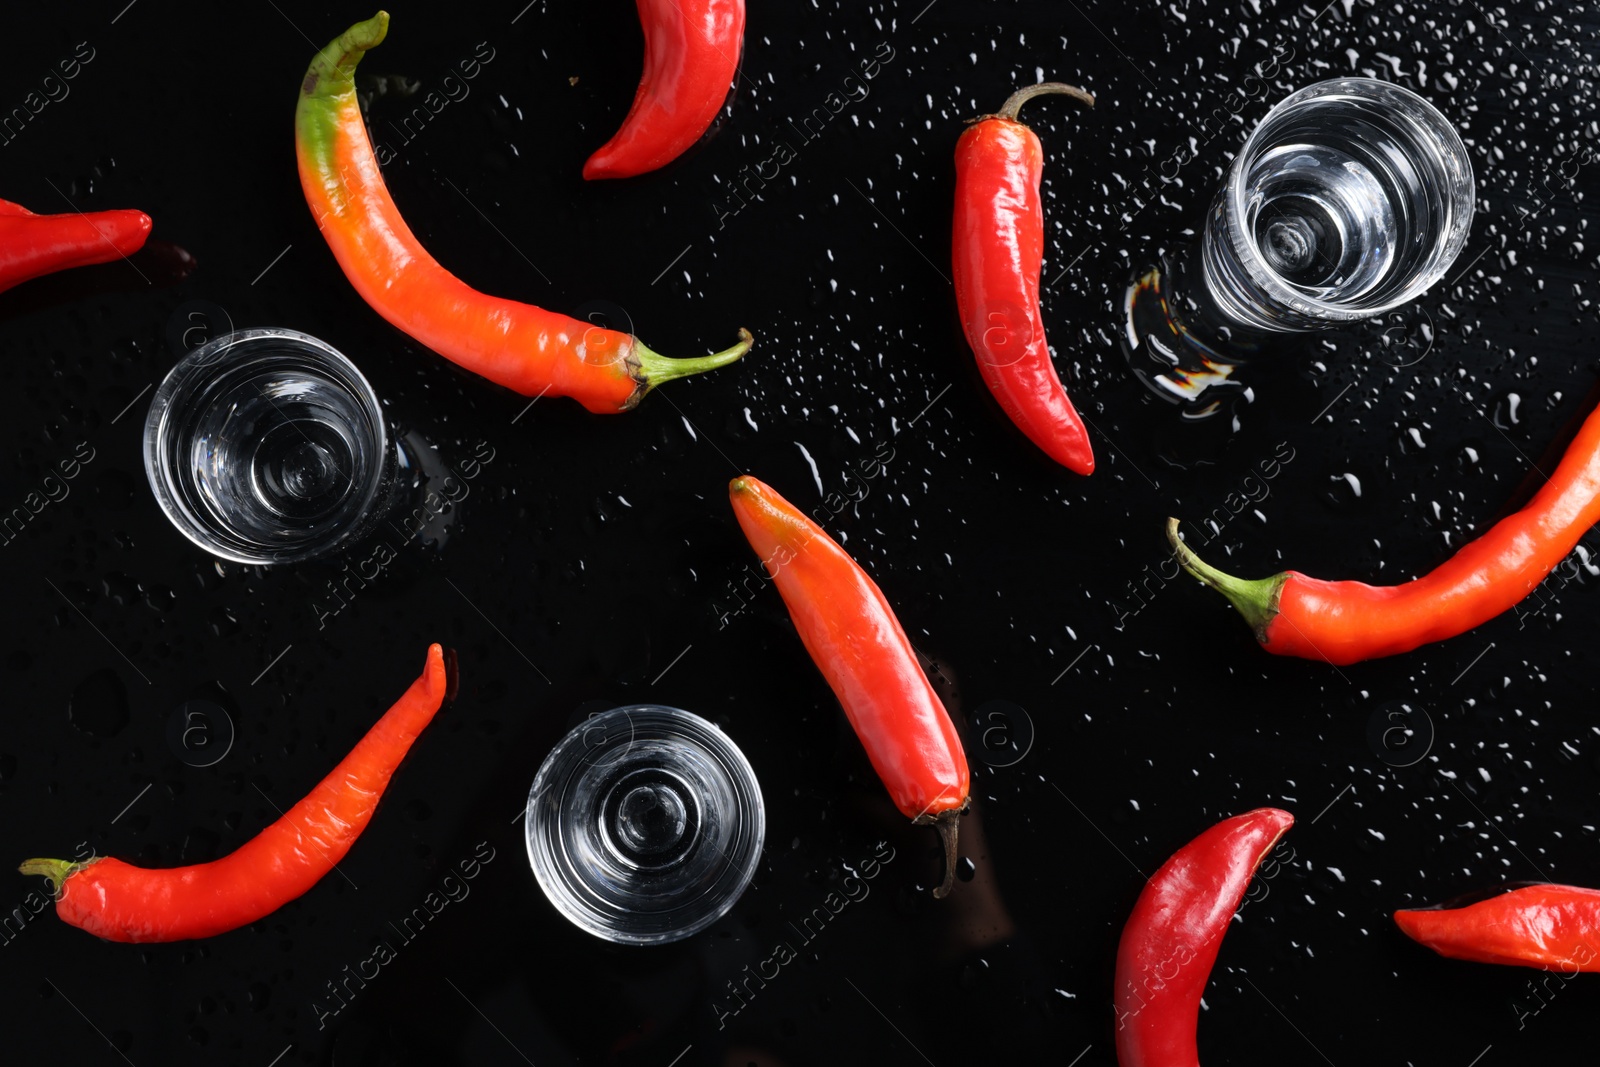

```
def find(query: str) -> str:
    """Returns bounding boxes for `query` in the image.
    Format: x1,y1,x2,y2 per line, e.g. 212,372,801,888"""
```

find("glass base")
525,705,764,945
144,329,394,565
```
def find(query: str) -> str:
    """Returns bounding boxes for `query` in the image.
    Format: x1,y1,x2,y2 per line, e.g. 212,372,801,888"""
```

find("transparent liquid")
145,331,392,564
526,706,764,945
207,371,364,529
1202,79,1474,333
1248,142,1397,295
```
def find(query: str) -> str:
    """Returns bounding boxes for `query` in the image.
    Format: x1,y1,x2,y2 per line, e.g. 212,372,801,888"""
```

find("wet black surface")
1,1,1598,1064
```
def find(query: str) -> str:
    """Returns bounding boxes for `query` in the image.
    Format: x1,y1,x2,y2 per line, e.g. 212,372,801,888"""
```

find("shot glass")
143,328,397,565
1127,77,1475,400
525,705,765,945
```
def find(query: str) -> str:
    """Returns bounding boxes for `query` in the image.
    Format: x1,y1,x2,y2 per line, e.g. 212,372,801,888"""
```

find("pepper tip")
1392,909,1427,941
1257,807,1295,853
423,643,449,699
342,10,390,51
302,9,391,98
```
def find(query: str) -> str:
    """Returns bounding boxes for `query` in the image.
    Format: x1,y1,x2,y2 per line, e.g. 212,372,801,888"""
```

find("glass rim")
1224,76,1476,320
142,327,390,566
524,704,766,945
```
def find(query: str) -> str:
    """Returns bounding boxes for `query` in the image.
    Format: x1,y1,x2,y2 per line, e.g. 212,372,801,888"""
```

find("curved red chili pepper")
1166,394,1600,664
19,645,450,943
728,475,970,896
953,83,1096,475
297,13,750,413
1395,884,1600,971
584,0,746,180
0,196,150,294
1115,808,1293,1067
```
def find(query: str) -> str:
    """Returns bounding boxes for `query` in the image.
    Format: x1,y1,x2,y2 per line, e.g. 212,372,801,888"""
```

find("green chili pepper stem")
631,328,753,396
18,858,82,898
302,10,388,100
1166,518,1284,641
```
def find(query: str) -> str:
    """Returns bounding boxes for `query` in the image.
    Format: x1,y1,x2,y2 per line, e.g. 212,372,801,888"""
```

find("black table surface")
2,1,1598,1064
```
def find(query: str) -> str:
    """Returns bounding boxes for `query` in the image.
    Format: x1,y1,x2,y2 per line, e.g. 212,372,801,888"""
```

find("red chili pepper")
1395,884,1600,971
0,196,150,294
19,645,450,943
953,83,1096,475
1115,808,1293,1067
727,475,970,896
1167,396,1600,664
583,0,746,180
296,13,751,413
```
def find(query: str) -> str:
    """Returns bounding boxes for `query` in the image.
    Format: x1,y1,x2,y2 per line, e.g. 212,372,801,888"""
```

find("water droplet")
69,669,129,738
210,607,240,637
101,571,139,607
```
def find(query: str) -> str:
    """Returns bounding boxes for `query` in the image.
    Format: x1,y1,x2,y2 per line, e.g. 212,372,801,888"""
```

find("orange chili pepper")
1166,395,1600,664
1395,883,1600,971
20,645,450,943
295,13,750,413
728,475,970,896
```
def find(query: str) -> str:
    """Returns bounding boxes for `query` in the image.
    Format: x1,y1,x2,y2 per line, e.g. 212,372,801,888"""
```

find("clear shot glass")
525,705,765,945
1127,78,1475,396
143,328,397,565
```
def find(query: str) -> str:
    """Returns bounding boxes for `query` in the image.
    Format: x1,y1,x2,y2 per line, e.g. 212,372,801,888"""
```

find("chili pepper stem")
629,328,753,404
914,798,970,899
18,858,84,898
1166,518,1284,641
990,82,1095,123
